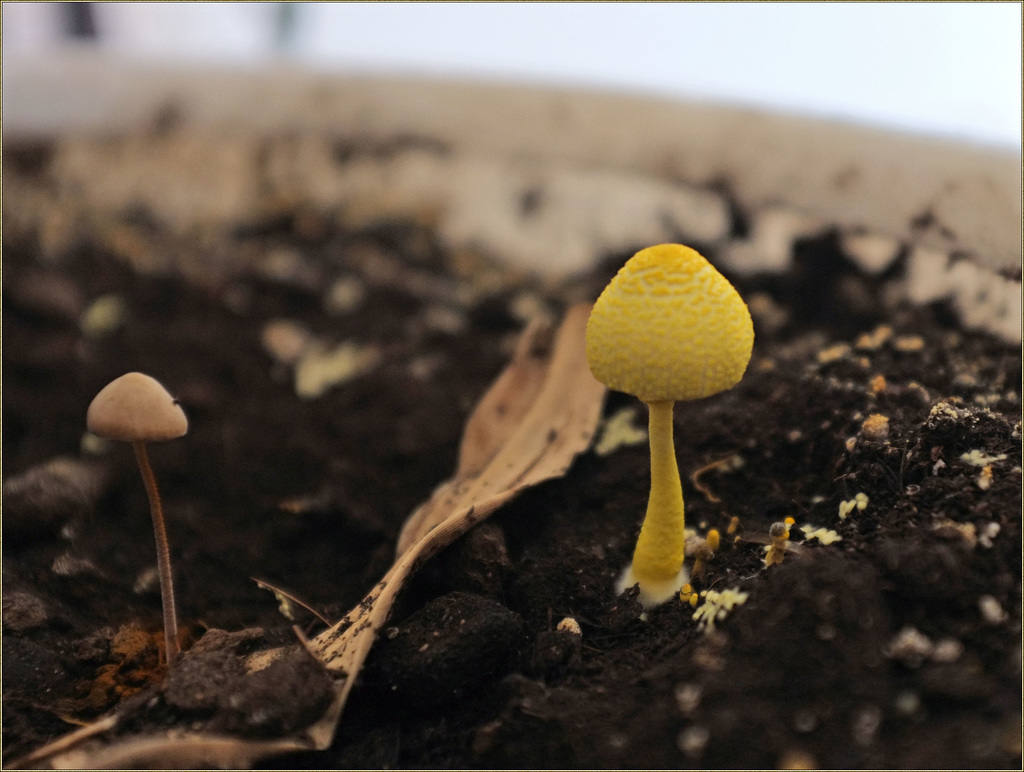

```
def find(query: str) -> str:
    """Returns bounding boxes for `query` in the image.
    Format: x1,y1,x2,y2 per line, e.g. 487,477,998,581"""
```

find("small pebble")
676,725,710,758
324,276,366,314
931,638,964,663
894,690,921,716
978,595,1007,624
851,704,882,745
673,683,701,716
261,319,312,365
894,335,925,352
2,591,49,632
294,341,381,399
3,457,107,542
886,626,932,667
80,294,127,338
855,324,893,351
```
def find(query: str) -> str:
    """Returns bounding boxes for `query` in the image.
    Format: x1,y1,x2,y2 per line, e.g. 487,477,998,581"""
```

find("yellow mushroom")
586,244,754,607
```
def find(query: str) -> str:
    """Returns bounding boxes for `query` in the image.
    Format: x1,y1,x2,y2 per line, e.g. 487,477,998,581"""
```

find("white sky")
3,2,1021,148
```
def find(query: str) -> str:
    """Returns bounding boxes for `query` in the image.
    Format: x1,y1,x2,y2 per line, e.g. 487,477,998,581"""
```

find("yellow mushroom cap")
87,372,188,442
586,244,754,403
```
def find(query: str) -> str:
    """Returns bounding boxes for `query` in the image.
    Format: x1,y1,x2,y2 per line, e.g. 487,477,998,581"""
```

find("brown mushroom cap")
87,372,188,442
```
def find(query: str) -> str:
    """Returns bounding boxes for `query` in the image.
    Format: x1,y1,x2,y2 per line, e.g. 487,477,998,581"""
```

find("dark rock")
2,591,49,633
444,523,513,596
530,626,582,675
164,649,247,713
71,626,115,663
364,591,524,713
2,457,108,544
211,649,335,737
2,636,69,698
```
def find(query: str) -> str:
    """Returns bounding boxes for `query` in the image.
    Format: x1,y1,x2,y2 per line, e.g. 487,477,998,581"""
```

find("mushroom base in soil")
586,244,754,608
86,372,189,664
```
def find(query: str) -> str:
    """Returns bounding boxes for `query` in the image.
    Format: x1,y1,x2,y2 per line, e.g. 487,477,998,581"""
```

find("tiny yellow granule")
800,525,843,545
977,466,994,491
838,492,869,519
855,325,893,351
693,587,750,634
960,449,1007,467
860,413,890,441
817,343,851,364
894,335,925,352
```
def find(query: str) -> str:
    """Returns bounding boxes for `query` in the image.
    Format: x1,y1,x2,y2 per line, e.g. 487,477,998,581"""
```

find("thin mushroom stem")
632,400,687,590
132,439,180,665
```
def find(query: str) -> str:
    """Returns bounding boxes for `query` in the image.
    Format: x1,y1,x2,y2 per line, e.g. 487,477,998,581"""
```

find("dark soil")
3,136,1021,770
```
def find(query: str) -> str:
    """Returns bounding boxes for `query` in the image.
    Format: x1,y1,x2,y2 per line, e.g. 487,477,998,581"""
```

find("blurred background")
3,2,1020,149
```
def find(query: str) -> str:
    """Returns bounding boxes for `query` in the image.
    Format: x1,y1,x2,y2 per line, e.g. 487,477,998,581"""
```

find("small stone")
80,294,127,338
978,595,1007,624
893,690,921,716
931,638,964,663
2,591,49,632
189,627,266,655
2,457,107,543
817,342,851,364
673,683,702,716
133,566,160,596
72,627,115,662
885,626,932,667
894,335,925,352
977,522,1001,549
324,276,366,315
164,649,247,712
851,704,882,745
294,341,381,399
676,725,710,758
261,319,312,365
445,523,513,596
365,592,523,712
51,552,101,577
855,324,893,351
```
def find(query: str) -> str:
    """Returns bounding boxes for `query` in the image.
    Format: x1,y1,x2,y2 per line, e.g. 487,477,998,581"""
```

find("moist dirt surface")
3,138,1022,770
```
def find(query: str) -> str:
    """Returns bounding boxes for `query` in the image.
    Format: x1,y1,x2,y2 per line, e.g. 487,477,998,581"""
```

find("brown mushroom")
87,372,187,664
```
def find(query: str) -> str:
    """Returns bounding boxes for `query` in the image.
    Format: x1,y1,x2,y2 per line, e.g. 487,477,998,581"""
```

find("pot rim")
4,52,1020,271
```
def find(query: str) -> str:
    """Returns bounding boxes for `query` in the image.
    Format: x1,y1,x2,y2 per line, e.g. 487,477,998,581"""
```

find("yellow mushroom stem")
623,400,688,606
133,440,180,665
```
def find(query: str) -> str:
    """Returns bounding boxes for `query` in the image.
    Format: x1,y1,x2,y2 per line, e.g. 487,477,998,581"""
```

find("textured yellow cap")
586,244,753,403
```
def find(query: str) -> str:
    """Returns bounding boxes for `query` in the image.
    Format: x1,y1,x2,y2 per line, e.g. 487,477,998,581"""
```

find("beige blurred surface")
5,53,1020,342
